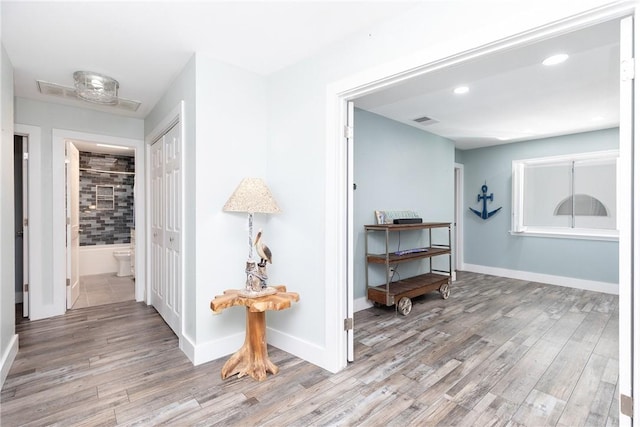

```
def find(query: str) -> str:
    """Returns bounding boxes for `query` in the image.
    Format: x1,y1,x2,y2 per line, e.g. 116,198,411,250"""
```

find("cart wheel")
440,282,451,300
397,297,412,316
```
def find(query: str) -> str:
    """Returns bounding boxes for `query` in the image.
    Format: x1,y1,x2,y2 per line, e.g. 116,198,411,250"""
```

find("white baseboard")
187,331,245,366
267,327,327,369
1,334,19,389
461,263,618,295
185,326,329,372
354,296,373,312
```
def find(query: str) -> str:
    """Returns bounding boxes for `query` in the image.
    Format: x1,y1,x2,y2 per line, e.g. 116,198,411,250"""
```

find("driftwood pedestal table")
210,285,299,381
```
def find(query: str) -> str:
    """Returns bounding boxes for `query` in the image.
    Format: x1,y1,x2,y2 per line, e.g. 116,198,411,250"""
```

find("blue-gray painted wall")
458,127,619,284
354,108,455,300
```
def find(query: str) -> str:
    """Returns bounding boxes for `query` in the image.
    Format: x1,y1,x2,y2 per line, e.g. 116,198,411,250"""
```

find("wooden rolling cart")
365,222,452,315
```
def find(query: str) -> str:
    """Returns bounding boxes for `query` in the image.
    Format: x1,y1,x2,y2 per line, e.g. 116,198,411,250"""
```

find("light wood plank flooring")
1,272,618,426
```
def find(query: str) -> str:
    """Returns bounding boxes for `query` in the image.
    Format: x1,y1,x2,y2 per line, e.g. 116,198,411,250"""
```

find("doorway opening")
334,7,629,378
13,135,28,317
66,140,137,310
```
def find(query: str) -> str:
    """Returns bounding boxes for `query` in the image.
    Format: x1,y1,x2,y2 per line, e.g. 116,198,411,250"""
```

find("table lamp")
223,178,281,296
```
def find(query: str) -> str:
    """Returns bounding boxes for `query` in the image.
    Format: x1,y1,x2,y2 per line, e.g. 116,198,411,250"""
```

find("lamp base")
245,260,270,293
238,286,278,298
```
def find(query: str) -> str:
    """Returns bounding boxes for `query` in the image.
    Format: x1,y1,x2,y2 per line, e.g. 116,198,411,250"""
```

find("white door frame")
620,13,638,425
325,1,636,388
52,130,146,317
21,136,29,317
14,125,43,319
65,141,80,309
454,163,464,276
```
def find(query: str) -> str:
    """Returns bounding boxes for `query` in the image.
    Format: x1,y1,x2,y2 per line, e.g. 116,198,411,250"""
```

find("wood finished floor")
1,272,618,426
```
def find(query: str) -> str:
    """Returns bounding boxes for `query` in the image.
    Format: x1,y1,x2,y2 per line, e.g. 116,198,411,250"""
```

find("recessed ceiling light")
497,137,512,141
453,86,469,95
542,53,569,66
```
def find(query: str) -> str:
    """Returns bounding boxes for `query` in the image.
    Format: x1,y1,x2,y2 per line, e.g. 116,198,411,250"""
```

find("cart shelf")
365,222,452,315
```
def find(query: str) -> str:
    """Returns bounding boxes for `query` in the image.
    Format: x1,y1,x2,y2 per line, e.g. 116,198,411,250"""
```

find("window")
511,150,618,240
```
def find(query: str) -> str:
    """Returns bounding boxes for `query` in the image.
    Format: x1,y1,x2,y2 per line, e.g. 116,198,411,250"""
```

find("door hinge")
66,278,70,287
23,218,28,227
344,125,353,139
23,152,29,160
622,58,635,81
24,284,28,293
66,217,71,225
621,394,633,417
344,317,354,331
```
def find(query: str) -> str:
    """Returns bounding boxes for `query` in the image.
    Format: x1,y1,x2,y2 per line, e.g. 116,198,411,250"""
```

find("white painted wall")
0,42,18,388
144,54,269,364
192,55,268,352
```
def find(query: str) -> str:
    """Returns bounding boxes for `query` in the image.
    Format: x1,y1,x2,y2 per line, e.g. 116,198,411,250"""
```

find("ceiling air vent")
413,116,439,126
36,80,141,112
37,80,78,99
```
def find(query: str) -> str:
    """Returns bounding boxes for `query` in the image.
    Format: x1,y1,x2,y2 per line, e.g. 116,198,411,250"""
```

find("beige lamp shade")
223,178,281,214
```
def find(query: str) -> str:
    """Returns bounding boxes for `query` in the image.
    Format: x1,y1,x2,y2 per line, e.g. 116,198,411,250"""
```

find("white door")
66,142,80,309
150,138,165,319
454,164,463,279
163,123,182,333
618,14,636,426
150,122,182,335
346,100,355,362
22,137,29,317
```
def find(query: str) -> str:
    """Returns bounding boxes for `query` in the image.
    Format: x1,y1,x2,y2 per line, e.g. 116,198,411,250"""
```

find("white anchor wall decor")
470,182,502,220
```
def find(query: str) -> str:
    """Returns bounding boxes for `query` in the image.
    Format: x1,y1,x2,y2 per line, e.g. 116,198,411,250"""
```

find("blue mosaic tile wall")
79,152,135,246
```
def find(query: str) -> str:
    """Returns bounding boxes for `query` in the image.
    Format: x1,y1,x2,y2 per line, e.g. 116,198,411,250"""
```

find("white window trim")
511,149,619,241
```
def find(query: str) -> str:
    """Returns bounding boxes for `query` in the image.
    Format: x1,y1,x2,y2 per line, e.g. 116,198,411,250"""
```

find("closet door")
162,123,182,333
150,122,182,335
150,138,165,321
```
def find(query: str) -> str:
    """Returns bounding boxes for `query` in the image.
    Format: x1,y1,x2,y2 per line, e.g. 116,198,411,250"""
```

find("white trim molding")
462,263,618,295
353,297,374,313
52,129,146,321
183,327,327,371
0,334,18,389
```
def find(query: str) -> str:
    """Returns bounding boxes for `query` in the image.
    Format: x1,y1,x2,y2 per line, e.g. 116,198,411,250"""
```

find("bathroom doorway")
67,139,137,309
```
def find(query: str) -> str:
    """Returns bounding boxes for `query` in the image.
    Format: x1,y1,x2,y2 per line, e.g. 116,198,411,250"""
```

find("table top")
210,285,299,313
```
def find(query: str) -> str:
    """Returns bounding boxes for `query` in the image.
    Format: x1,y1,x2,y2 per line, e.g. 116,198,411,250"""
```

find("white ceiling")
355,18,621,150
1,1,420,118
1,2,621,151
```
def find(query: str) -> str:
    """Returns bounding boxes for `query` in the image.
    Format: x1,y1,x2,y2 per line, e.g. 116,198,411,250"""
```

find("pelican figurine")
254,229,272,267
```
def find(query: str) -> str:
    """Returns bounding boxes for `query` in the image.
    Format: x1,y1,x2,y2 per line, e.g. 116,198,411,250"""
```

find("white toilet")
113,250,132,277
